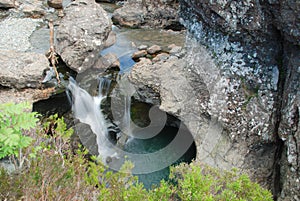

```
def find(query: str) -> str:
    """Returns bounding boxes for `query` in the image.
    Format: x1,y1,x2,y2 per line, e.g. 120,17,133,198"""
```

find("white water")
67,77,117,164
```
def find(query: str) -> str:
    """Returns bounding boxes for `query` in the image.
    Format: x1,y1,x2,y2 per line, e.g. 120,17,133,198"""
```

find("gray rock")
112,2,144,28
56,0,112,73
103,31,117,49
169,45,182,56
129,54,250,174
103,53,120,69
147,45,162,54
21,0,46,17
278,44,300,200
0,50,48,88
138,44,148,50
112,0,181,29
0,0,15,8
132,50,147,60
0,18,42,51
152,52,169,62
179,0,300,198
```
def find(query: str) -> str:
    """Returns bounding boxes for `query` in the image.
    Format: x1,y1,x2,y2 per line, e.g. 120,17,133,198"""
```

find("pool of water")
100,26,186,72
124,125,196,189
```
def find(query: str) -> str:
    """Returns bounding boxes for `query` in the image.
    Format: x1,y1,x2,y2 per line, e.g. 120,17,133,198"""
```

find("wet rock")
147,45,162,54
152,52,169,62
132,50,147,60
98,53,120,69
103,31,117,48
56,0,112,73
47,0,63,9
0,50,48,89
138,44,148,50
0,0,15,8
73,121,99,156
278,44,300,200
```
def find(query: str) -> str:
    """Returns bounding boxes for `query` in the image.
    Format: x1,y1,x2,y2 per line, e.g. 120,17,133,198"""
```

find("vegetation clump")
0,102,273,200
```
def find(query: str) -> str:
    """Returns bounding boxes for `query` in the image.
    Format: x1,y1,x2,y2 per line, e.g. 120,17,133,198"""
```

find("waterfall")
67,77,117,164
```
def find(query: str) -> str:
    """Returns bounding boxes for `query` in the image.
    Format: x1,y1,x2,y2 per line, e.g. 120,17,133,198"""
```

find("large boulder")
112,0,182,30
0,50,48,89
56,0,112,73
129,47,276,189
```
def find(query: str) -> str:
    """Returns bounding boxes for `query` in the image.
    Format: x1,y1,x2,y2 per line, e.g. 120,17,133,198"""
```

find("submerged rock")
56,0,112,73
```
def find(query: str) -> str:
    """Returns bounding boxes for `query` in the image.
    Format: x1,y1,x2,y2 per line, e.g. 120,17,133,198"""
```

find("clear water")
100,26,185,72
125,125,196,189
68,77,196,189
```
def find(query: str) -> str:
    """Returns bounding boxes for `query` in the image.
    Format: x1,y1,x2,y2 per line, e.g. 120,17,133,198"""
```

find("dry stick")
48,19,60,84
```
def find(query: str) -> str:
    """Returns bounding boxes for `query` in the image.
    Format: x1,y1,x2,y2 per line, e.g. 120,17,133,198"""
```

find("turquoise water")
124,125,196,189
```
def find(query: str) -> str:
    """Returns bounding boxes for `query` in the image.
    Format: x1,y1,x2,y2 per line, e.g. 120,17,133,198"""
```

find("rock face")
0,0,15,8
56,0,112,73
112,0,182,30
0,50,48,88
177,0,300,200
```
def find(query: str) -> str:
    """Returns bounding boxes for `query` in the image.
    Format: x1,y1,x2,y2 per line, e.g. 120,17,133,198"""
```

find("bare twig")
48,19,60,84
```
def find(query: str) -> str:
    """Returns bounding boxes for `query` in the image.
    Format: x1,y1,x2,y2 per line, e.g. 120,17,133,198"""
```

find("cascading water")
67,75,196,188
67,77,118,164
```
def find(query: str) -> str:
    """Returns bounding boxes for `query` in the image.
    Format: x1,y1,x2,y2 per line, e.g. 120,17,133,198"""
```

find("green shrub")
0,106,273,201
170,163,273,201
0,102,38,169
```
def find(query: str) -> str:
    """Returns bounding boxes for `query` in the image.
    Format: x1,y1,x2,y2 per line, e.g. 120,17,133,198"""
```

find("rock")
179,0,300,198
0,0,15,8
129,55,249,172
138,44,148,50
169,45,182,56
273,0,300,45
103,31,117,49
132,50,147,60
147,45,162,54
21,0,46,17
98,53,120,69
152,52,169,62
112,0,182,29
111,2,144,28
56,0,112,73
278,44,300,200
0,50,48,89
47,0,63,9
0,88,56,105
0,18,41,51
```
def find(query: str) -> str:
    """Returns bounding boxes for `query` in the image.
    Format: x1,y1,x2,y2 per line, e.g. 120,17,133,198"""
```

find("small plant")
170,162,273,201
0,102,39,169
0,107,273,200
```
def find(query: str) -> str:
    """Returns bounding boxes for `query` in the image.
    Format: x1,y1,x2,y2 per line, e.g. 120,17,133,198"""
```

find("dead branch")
48,19,60,84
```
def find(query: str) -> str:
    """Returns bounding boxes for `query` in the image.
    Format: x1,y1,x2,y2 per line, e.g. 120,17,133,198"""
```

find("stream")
32,2,195,189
